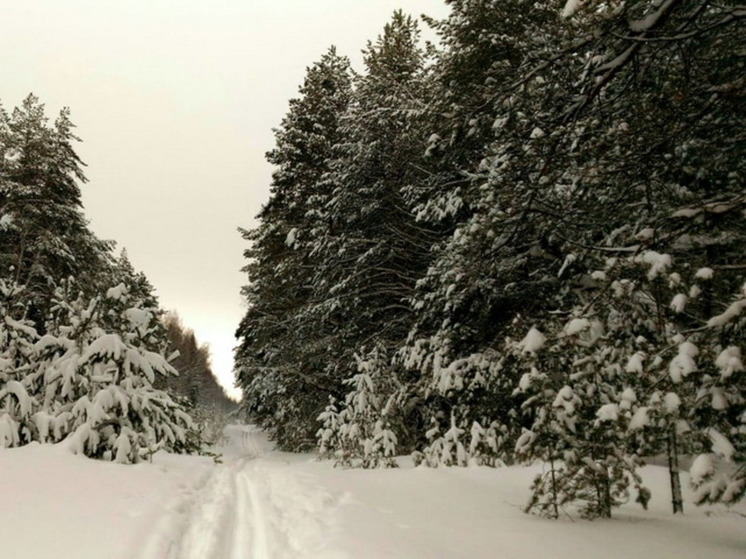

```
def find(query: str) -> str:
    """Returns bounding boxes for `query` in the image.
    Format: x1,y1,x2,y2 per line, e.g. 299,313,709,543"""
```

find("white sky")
1,0,449,400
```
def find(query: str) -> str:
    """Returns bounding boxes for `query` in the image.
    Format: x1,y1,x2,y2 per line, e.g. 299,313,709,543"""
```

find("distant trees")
159,312,236,444
238,1,744,516
161,312,235,411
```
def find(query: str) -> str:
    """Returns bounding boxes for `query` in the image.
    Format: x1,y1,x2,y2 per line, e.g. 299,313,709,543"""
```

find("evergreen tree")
0,278,200,462
306,12,437,452
0,280,40,446
235,48,353,448
0,95,114,328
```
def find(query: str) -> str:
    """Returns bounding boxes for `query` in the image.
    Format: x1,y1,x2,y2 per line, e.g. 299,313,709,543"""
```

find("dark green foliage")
235,48,354,449
237,1,745,513
0,95,115,329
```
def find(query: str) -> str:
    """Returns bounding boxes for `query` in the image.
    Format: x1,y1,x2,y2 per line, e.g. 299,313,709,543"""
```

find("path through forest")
136,425,345,559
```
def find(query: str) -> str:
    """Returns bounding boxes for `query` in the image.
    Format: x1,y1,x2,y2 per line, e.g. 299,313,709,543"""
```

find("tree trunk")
667,425,684,514
550,458,559,519
597,468,612,519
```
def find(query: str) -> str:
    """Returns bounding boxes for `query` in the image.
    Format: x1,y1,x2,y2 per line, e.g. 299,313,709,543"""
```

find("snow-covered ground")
1,425,744,559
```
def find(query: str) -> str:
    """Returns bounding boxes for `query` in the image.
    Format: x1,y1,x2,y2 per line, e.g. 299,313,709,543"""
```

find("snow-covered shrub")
0,279,200,463
470,420,507,467
421,413,468,467
315,346,399,468
512,309,648,519
401,333,513,467
43,283,199,462
688,283,745,505
0,281,42,447
441,413,468,466
514,250,745,517
317,398,345,461
603,259,745,508
420,418,445,467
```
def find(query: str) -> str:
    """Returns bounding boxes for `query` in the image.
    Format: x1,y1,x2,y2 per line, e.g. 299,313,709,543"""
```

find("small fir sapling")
1,279,201,461
0,281,41,447
316,347,399,468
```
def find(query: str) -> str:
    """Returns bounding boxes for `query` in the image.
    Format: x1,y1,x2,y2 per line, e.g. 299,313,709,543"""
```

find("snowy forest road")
135,425,344,559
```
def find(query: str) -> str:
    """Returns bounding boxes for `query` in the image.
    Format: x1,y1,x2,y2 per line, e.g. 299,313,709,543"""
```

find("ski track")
136,426,343,559
244,470,271,558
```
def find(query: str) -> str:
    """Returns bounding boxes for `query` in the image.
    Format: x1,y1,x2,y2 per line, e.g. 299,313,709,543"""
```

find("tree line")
0,94,233,463
235,0,744,518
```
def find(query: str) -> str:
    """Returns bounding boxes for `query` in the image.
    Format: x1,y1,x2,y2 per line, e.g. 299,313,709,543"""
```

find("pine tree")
235,48,353,449
309,12,434,346
307,11,441,455
316,345,399,468
0,95,114,329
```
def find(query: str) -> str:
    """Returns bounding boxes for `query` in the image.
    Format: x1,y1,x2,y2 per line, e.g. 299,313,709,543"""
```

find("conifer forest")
234,0,745,518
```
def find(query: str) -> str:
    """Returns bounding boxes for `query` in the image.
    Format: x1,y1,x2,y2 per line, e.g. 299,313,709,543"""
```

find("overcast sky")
2,0,449,399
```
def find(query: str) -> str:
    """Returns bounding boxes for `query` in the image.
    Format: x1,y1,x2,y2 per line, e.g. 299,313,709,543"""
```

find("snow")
106,283,127,300
710,387,728,411
715,347,743,379
1,425,745,559
695,267,714,280
635,227,655,241
628,0,678,32
519,327,546,353
670,293,687,313
563,317,590,336
124,307,151,329
0,380,33,416
708,428,736,461
672,207,701,218
664,392,682,414
621,387,637,405
81,333,128,362
562,0,582,19
557,253,576,277
636,250,672,280
0,213,13,230
669,341,699,383
626,351,645,373
689,454,715,485
285,227,298,247
707,298,745,328
596,403,619,422
629,407,650,430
